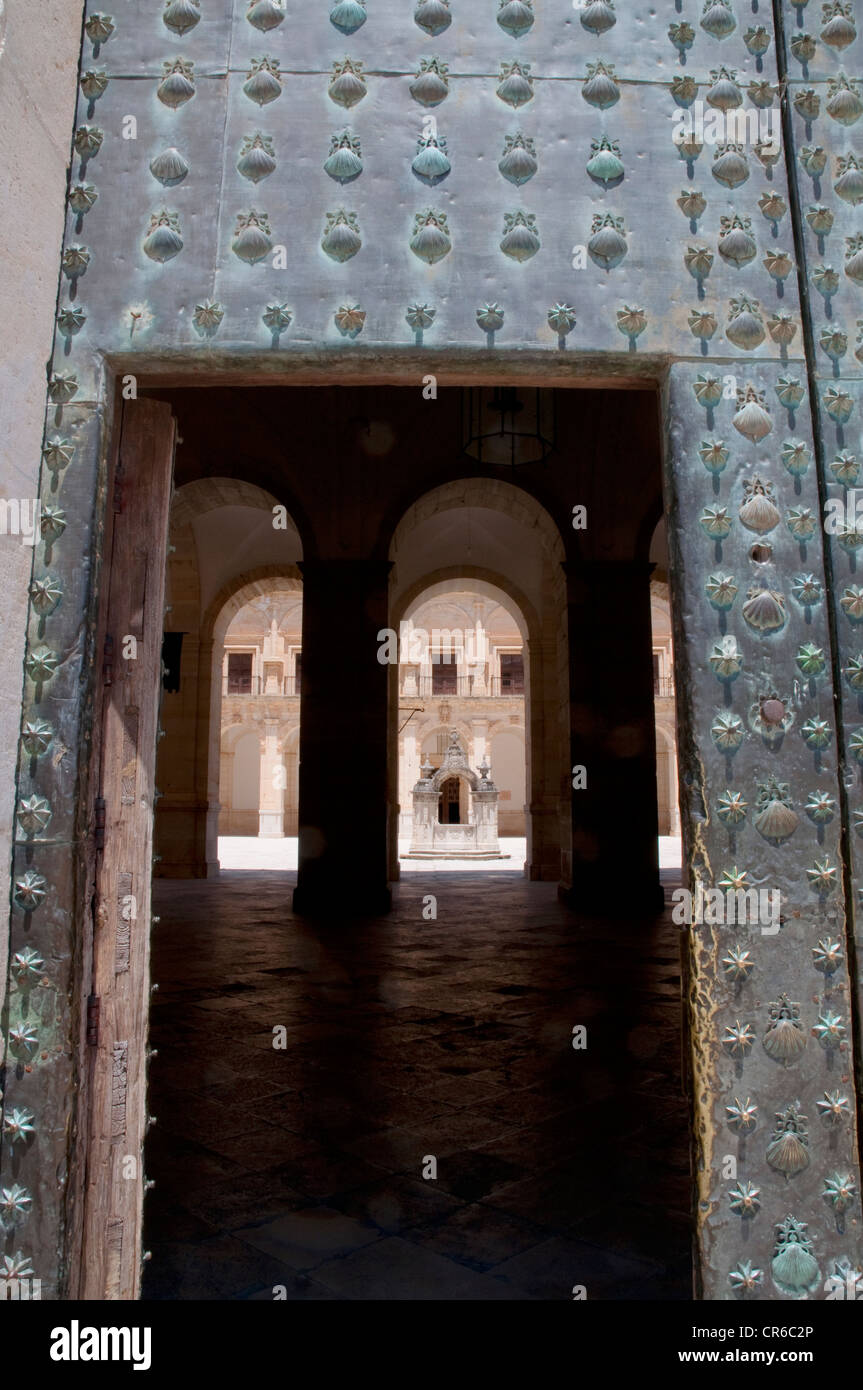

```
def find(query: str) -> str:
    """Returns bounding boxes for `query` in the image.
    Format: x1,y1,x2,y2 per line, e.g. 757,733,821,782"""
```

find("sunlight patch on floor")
217,835,683,873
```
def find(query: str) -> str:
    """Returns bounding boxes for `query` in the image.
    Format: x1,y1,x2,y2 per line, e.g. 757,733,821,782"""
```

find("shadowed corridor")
142,871,691,1300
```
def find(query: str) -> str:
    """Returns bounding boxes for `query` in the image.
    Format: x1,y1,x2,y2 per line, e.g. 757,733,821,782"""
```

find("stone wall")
0,0,85,1011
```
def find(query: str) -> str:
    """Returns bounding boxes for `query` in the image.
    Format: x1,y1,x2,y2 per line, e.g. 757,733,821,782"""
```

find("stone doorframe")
2,353,862,1301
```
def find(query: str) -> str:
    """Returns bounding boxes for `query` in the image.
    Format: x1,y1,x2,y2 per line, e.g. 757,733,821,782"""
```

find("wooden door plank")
79,398,176,1300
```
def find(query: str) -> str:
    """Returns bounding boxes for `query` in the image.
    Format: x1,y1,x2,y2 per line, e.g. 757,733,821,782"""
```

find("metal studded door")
77,397,176,1300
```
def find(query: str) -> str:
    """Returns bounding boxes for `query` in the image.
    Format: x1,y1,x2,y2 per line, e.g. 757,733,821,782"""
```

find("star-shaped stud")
724,1020,755,1056
726,1097,758,1132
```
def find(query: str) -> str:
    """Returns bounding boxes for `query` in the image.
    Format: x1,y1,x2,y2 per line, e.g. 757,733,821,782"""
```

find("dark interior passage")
142,872,691,1300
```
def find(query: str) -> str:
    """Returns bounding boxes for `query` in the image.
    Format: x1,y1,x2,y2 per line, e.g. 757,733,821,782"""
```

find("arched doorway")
439,776,462,824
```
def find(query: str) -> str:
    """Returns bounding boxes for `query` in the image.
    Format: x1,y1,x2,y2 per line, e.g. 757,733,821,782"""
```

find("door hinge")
87,994,100,1046
94,796,106,850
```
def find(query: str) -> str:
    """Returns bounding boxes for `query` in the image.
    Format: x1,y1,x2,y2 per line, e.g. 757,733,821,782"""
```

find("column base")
526,862,562,882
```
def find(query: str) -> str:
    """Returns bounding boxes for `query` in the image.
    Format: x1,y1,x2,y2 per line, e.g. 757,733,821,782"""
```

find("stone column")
294,559,391,914
258,718,284,838
283,744,298,835
561,560,663,916
401,726,418,837
469,615,488,695
402,727,417,784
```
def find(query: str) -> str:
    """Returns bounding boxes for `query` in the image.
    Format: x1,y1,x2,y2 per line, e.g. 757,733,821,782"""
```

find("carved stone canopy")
417,728,497,793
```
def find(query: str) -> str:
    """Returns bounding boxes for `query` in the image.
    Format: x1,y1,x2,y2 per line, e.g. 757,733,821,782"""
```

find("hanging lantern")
460,387,555,466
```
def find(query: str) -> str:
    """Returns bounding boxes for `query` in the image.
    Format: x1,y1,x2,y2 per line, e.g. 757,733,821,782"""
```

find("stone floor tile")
183,1168,310,1232
488,1236,664,1301
335,1175,464,1234
402,1202,547,1272
235,1205,381,1271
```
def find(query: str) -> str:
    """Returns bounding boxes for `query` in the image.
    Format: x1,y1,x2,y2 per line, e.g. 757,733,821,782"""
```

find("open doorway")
395,582,529,872
79,383,691,1302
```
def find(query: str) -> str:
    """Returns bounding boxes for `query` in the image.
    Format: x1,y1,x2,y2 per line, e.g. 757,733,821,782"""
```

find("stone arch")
220,720,257,753
166,478,297,630
205,566,303,648
169,475,308,566
487,716,525,741
435,758,473,826
390,476,567,573
399,571,536,646
387,479,568,883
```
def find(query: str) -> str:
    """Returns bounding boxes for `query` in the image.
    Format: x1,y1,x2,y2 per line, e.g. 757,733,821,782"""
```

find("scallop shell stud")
763,996,807,1064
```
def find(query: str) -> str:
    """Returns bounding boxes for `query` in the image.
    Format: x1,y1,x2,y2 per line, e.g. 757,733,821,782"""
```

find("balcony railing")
401,676,525,698
223,676,301,697
224,672,663,699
